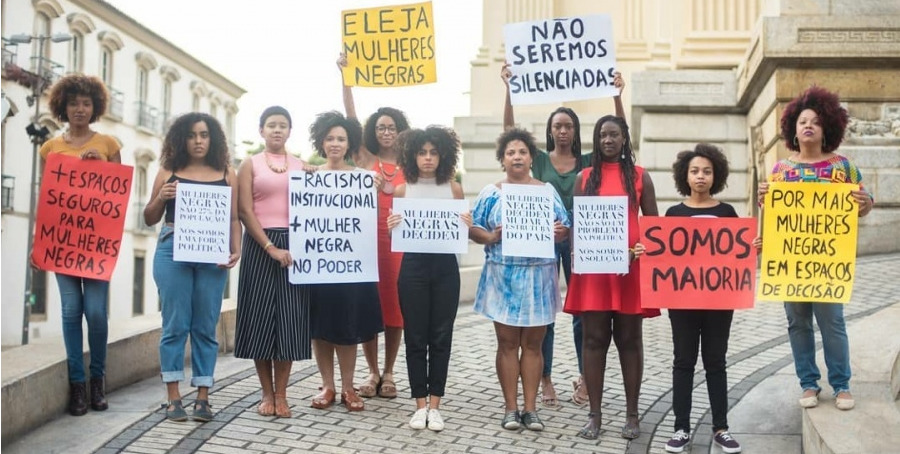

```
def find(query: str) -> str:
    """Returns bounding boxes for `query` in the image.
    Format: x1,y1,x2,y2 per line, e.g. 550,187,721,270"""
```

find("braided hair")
584,115,638,208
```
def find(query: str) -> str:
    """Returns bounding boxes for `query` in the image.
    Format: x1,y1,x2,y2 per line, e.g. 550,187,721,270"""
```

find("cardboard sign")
572,196,628,274
288,170,378,284
391,198,468,253
32,154,132,281
758,182,859,303
173,183,231,264
503,14,618,105
641,216,757,310
501,183,554,259
341,1,436,87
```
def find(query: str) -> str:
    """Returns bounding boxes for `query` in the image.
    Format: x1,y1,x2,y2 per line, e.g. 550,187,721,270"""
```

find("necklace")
265,152,288,173
378,159,399,194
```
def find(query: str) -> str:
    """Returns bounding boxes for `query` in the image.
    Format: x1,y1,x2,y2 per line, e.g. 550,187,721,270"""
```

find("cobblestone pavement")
93,253,900,454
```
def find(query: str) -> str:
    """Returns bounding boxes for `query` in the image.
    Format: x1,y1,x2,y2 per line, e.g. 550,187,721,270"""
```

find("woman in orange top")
38,74,121,417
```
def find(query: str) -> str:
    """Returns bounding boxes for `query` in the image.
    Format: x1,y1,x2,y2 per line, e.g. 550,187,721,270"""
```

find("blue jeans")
153,226,227,388
58,273,109,383
784,302,851,395
542,239,581,376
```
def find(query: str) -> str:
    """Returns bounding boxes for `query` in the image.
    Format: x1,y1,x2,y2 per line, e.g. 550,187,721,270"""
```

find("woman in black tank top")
144,113,240,422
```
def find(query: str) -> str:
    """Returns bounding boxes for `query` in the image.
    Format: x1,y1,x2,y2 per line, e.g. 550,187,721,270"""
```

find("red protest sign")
31,153,133,281
640,216,757,310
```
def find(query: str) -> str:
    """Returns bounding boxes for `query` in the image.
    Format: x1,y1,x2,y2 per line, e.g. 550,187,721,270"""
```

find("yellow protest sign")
341,1,436,87
757,182,859,303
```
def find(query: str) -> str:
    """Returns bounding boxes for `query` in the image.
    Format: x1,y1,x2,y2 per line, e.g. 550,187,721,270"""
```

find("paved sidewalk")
7,253,900,454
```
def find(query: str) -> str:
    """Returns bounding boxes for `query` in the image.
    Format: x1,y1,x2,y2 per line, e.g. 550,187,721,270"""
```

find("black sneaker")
714,431,742,453
665,430,690,453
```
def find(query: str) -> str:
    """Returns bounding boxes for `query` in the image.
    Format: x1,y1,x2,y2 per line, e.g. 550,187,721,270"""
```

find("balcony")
107,87,124,121
133,201,157,234
2,174,14,212
29,55,64,86
135,101,160,134
2,38,17,68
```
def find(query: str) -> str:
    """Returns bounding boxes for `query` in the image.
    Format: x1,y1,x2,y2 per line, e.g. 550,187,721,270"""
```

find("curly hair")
585,115,638,208
161,113,229,171
672,143,730,196
545,107,582,161
363,107,410,154
396,126,460,184
309,111,363,159
259,105,292,129
48,74,108,123
781,86,848,153
495,128,538,165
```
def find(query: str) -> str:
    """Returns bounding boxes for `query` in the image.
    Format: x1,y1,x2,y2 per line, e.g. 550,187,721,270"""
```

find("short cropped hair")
259,105,292,129
672,143,730,196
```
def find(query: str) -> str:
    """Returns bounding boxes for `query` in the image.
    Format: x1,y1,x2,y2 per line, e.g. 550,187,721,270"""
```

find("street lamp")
11,32,72,345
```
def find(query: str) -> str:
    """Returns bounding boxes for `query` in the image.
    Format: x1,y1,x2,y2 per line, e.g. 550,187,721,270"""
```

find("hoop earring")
793,136,799,147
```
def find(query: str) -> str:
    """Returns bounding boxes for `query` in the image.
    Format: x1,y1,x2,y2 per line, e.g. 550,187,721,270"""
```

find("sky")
106,0,483,159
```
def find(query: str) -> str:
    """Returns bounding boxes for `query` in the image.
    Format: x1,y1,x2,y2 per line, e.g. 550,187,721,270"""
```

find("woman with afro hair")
38,74,121,416
758,86,874,412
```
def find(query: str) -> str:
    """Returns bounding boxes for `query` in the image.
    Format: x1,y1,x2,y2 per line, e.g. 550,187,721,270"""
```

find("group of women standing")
41,67,871,453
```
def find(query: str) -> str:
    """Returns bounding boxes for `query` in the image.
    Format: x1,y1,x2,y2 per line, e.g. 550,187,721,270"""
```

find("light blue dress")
471,183,570,327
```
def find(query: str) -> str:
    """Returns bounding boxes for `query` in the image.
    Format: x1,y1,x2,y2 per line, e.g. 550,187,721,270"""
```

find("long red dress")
373,160,405,328
564,162,660,317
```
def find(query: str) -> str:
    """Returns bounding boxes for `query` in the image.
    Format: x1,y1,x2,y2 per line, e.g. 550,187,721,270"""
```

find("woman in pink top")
234,106,311,418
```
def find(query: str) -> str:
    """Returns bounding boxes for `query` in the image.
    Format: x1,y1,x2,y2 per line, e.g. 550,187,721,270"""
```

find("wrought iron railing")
133,201,158,234
136,101,160,132
108,87,124,120
1,174,14,212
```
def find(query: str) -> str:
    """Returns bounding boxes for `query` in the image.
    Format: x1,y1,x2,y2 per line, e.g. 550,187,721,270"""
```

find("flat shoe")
572,378,589,407
311,388,336,409
192,399,214,422
835,392,855,410
378,376,398,399
577,412,600,440
357,375,379,398
621,413,640,439
341,390,365,412
165,399,188,422
501,410,520,430
799,389,821,408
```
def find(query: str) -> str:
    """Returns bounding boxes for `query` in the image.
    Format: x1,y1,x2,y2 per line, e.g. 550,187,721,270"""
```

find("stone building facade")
1,0,245,346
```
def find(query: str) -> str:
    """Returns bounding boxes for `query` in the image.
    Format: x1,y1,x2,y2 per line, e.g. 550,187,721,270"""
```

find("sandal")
621,412,640,439
577,412,601,440
357,374,379,398
572,377,589,407
192,399,214,422
541,381,561,409
258,395,275,416
378,375,397,399
311,388,336,410
341,389,365,412
274,393,291,418
165,399,188,422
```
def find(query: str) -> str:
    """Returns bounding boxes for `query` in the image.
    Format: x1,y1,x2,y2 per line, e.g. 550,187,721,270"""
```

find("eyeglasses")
376,125,398,134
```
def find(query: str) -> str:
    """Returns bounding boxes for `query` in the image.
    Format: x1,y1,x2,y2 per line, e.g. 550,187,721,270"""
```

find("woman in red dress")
564,115,659,440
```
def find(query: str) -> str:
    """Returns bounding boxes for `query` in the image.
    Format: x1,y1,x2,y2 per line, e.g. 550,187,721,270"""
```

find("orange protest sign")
31,153,133,281
640,216,757,310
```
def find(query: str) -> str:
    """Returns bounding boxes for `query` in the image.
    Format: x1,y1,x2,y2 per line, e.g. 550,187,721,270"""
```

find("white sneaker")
427,408,444,431
409,408,428,430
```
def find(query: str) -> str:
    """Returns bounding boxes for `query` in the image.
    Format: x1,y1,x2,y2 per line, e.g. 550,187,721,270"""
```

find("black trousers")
669,309,733,433
398,253,460,398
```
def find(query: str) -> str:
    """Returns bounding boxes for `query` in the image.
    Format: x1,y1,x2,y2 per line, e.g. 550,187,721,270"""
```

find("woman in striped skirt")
235,106,312,418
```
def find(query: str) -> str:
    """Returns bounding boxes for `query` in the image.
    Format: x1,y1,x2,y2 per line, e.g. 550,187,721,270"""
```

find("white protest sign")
572,196,629,274
391,198,469,254
288,170,378,284
501,183,555,259
503,15,617,105
173,183,231,264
